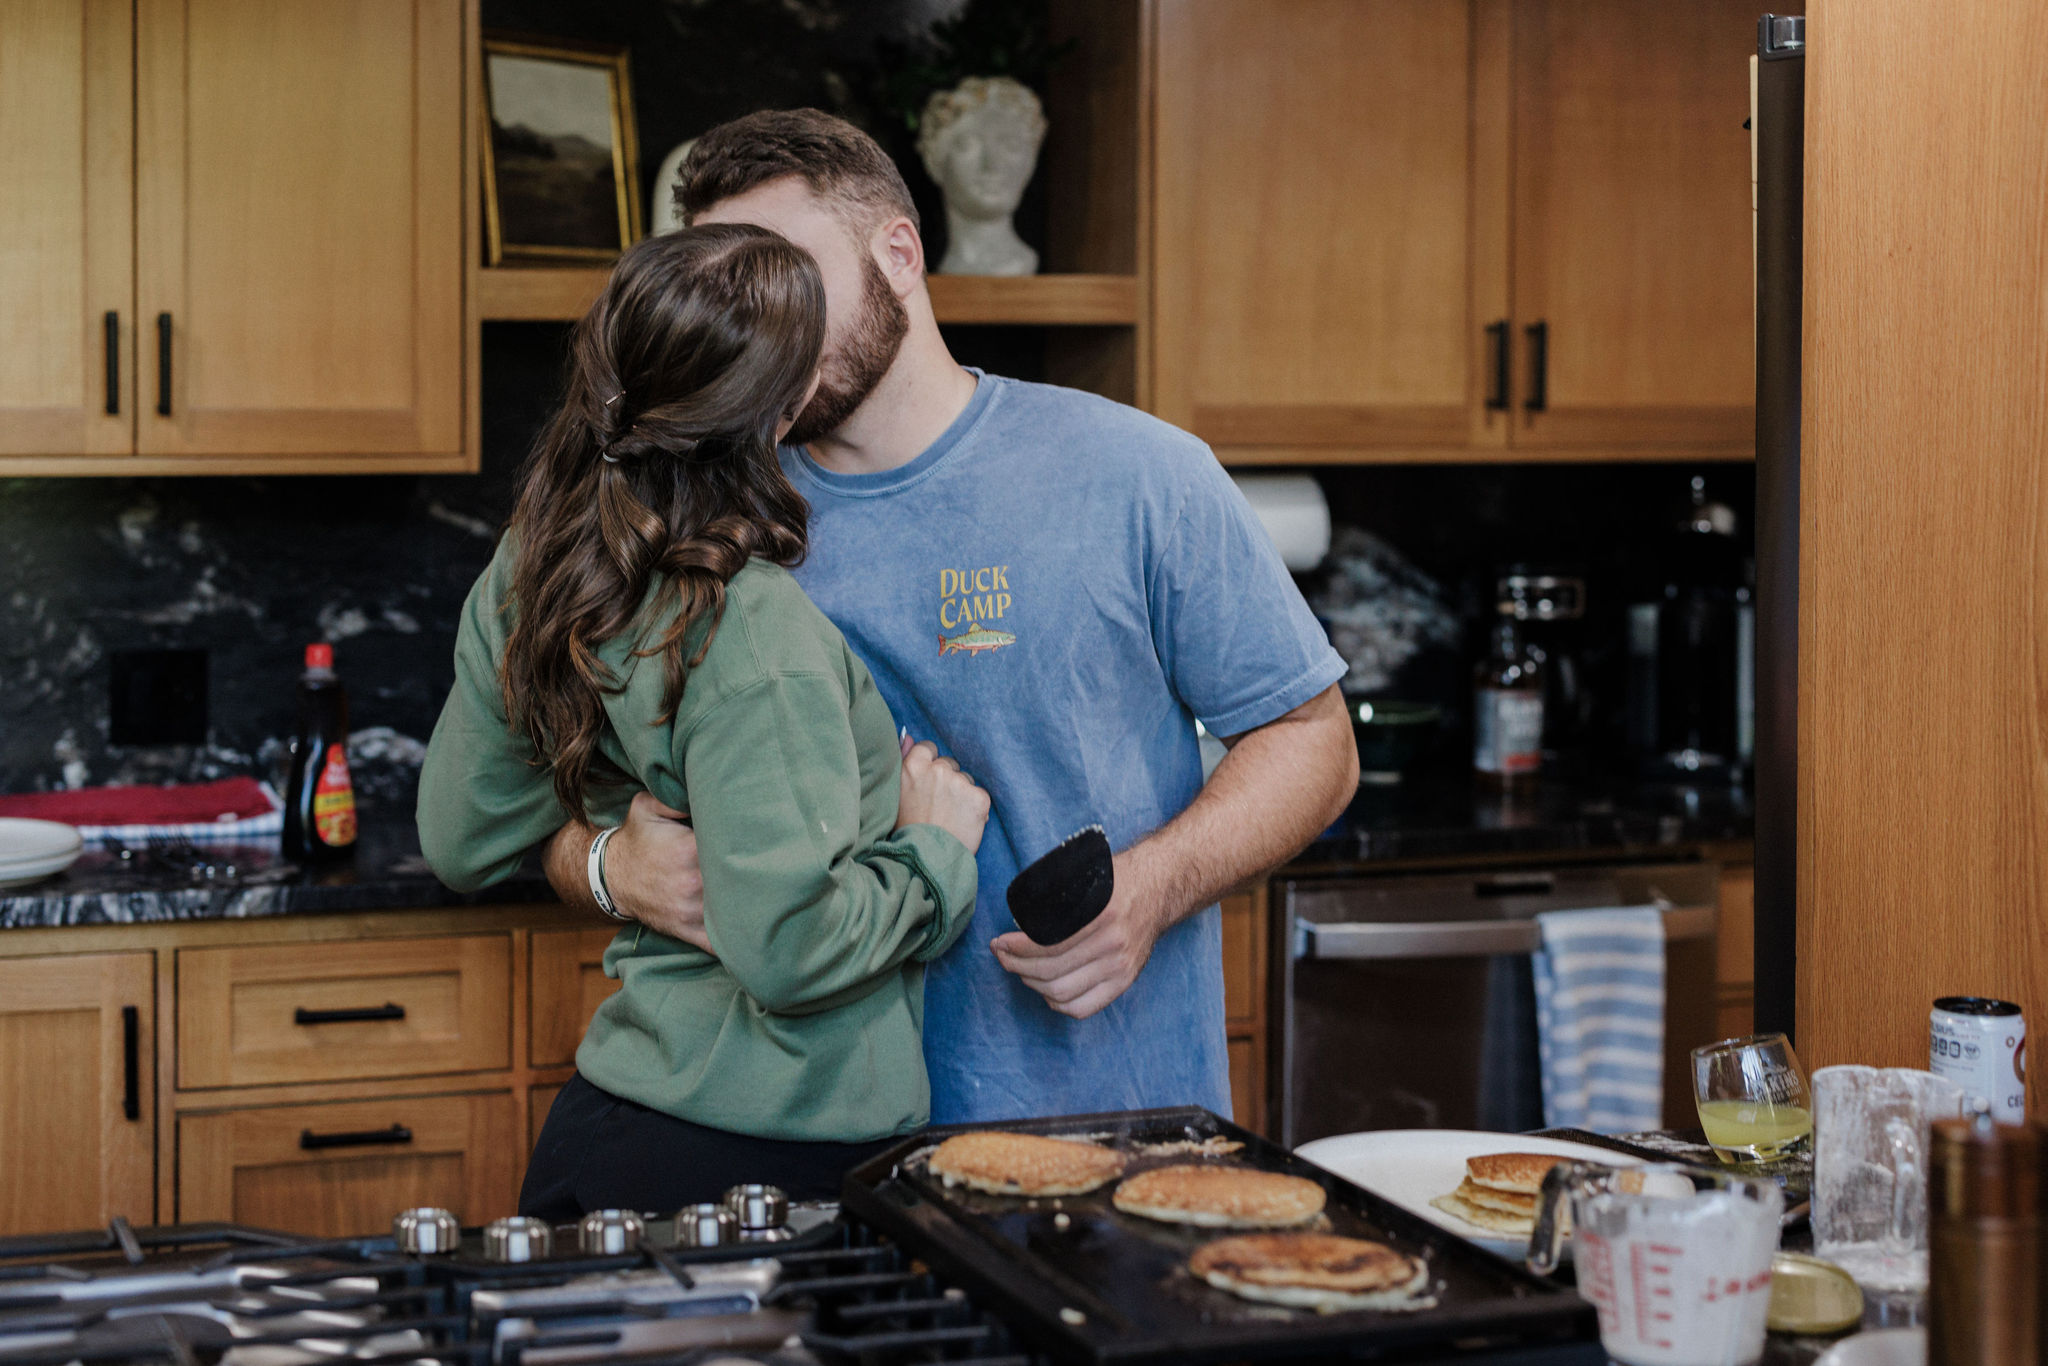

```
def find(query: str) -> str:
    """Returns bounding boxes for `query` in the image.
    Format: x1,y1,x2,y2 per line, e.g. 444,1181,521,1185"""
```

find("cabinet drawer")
178,936,510,1088
177,1091,517,1236
530,928,624,1068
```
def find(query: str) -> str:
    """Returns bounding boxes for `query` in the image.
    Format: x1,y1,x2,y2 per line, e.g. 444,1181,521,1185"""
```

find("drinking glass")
1692,1033,1813,1163
1811,1064,1963,1291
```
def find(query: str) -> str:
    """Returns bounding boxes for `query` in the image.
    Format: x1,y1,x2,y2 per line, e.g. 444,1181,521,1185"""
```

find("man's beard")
785,251,909,446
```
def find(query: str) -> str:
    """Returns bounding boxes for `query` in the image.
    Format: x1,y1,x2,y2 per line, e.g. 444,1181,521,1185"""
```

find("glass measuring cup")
1528,1161,1784,1366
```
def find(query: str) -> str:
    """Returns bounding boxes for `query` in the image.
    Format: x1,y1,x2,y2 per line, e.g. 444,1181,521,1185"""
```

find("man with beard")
533,109,1357,1125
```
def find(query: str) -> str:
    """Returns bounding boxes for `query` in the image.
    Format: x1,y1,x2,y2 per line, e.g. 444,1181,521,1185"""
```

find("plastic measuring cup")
1528,1161,1784,1366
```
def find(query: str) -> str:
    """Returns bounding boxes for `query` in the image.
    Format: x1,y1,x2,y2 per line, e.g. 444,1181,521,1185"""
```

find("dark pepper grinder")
1928,1106,2040,1366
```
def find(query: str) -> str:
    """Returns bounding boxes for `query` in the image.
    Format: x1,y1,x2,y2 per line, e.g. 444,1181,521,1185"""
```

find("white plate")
1815,1329,1924,1366
0,818,83,888
1293,1128,1645,1256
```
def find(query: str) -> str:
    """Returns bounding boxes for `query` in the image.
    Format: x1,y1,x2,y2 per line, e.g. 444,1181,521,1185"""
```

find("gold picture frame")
480,33,642,265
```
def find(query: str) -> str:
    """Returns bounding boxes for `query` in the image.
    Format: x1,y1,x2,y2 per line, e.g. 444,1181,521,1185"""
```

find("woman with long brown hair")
418,223,989,1214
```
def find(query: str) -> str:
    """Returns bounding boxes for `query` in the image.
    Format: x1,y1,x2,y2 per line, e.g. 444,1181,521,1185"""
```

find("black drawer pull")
104,311,120,415
294,1002,406,1026
300,1123,413,1152
1475,873,1556,898
121,1005,140,1121
1484,319,1509,411
155,313,172,416
1524,320,1548,412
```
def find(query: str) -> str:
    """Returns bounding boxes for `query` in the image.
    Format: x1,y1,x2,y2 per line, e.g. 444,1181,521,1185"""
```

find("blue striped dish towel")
1532,905,1666,1133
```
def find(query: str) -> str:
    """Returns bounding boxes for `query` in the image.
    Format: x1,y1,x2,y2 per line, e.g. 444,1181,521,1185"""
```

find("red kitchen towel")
0,777,278,826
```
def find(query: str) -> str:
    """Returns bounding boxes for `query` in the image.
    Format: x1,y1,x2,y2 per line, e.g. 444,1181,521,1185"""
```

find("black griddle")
842,1106,1597,1364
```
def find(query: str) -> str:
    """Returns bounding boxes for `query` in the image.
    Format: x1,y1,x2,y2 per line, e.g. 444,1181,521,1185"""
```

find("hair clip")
599,446,620,464
602,391,624,407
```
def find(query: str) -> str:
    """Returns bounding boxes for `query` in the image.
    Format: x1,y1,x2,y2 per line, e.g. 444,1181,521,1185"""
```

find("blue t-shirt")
781,372,1346,1123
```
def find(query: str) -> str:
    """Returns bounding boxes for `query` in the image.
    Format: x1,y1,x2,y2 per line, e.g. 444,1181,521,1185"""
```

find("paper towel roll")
1230,474,1331,571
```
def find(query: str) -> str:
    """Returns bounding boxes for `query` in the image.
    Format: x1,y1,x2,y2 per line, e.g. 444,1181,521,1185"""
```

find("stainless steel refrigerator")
1752,14,1803,1038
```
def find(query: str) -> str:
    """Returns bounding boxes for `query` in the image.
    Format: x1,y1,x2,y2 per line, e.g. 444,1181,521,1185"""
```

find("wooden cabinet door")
134,0,464,460
179,1092,518,1236
0,953,155,1234
0,0,134,457
1509,0,1764,452
530,928,624,1068
1152,0,1511,462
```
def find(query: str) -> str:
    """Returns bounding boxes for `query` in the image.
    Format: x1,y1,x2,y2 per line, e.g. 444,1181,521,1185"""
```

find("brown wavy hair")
500,223,825,816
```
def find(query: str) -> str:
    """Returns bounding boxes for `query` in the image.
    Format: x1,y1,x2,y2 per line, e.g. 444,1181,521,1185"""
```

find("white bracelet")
587,826,630,921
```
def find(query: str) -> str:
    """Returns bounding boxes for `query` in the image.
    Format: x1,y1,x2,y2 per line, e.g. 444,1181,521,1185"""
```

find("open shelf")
478,267,1137,327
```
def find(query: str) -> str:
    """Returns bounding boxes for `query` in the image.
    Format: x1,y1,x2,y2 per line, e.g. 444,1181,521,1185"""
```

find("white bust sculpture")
918,76,1047,276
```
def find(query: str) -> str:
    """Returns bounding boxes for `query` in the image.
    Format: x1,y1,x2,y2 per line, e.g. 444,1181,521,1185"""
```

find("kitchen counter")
0,771,1752,930
1291,768,1754,871
0,814,554,929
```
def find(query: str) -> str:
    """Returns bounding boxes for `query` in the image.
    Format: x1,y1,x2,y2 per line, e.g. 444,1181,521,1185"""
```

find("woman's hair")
500,223,825,816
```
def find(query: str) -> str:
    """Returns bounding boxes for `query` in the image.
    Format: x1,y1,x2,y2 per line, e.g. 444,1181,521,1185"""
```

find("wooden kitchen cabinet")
1220,887,1269,1134
1150,0,1763,464
1152,0,1511,463
530,928,623,1068
0,0,134,457
1715,864,1755,1043
178,1091,518,1234
177,935,511,1089
1508,0,1764,452
0,0,474,474
0,953,156,1234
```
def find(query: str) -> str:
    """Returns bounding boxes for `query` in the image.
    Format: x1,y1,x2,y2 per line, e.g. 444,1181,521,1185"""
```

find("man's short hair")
676,109,920,236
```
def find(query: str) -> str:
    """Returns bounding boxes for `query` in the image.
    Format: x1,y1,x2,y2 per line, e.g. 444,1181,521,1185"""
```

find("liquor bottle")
283,643,357,862
1473,599,1544,791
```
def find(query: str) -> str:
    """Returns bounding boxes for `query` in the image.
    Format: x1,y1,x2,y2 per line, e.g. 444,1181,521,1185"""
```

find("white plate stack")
0,818,84,889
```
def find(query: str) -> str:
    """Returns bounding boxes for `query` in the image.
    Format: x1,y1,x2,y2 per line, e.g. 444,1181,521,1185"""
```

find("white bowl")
0,818,84,888
1815,1328,1924,1366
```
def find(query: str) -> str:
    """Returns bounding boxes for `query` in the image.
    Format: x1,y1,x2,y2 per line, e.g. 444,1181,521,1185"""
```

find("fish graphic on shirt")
938,623,1016,656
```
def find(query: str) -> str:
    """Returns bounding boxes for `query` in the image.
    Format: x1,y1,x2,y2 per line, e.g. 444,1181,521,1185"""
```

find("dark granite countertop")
1288,766,1754,872
0,769,1752,930
0,815,555,930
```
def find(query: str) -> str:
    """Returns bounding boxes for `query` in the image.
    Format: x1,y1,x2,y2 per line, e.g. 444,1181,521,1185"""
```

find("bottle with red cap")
283,642,356,862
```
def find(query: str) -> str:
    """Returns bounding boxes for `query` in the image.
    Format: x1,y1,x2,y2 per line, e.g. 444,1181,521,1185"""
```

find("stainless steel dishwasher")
1274,861,1720,1148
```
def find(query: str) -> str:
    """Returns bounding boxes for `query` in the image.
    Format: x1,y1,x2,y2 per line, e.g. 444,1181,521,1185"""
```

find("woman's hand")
895,738,991,855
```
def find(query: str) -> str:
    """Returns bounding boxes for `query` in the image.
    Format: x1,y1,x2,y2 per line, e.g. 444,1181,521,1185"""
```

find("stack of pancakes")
1427,1152,1560,1237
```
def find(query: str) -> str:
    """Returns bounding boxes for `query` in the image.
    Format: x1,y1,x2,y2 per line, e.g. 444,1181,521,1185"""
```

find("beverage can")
1929,997,2026,1122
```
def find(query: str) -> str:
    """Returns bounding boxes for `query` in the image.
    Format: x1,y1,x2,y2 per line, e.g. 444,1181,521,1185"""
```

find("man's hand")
991,846,1173,1020
541,794,709,951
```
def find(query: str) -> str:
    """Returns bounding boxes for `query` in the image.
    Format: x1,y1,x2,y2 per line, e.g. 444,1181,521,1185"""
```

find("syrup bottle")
283,643,357,862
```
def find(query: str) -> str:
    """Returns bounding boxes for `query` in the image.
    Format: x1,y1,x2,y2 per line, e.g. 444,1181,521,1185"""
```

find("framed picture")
480,33,641,265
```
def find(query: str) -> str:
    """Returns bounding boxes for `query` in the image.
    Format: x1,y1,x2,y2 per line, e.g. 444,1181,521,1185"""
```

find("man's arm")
992,683,1356,1019
542,793,709,949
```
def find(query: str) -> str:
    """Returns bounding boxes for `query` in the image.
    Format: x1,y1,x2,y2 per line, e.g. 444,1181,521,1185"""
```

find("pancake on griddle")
925,1131,1126,1196
1113,1164,1326,1228
1427,1152,1562,1237
1189,1233,1436,1312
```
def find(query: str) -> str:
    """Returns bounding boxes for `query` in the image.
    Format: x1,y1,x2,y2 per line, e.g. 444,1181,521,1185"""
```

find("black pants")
519,1072,906,1219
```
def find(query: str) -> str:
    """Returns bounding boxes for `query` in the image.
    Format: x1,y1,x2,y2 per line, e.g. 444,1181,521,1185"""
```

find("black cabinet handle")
1524,320,1548,412
299,1123,413,1152
1484,319,1510,411
104,312,119,415
121,1005,140,1122
155,313,172,416
294,1002,406,1026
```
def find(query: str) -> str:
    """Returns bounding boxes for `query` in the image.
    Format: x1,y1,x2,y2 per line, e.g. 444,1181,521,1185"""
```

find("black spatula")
1007,825,1115,945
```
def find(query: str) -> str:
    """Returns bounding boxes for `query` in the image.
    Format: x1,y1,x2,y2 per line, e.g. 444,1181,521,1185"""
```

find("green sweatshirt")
417,539,978,1142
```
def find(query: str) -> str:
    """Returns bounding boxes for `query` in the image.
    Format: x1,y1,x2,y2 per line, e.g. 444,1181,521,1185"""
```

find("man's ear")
872,216,926,299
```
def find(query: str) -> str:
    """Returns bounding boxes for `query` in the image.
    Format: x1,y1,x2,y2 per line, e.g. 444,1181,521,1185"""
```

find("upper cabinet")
0,0,134,458
0,0,474,475
1150,0,1763,464
1509,0,1761,452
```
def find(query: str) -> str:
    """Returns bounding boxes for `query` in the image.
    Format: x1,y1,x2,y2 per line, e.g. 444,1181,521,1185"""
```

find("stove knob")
721,1184,791,1240
578,1208,645,1256
482,1215,553,1263
393,1207,463,1256
673,1202,738,1249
